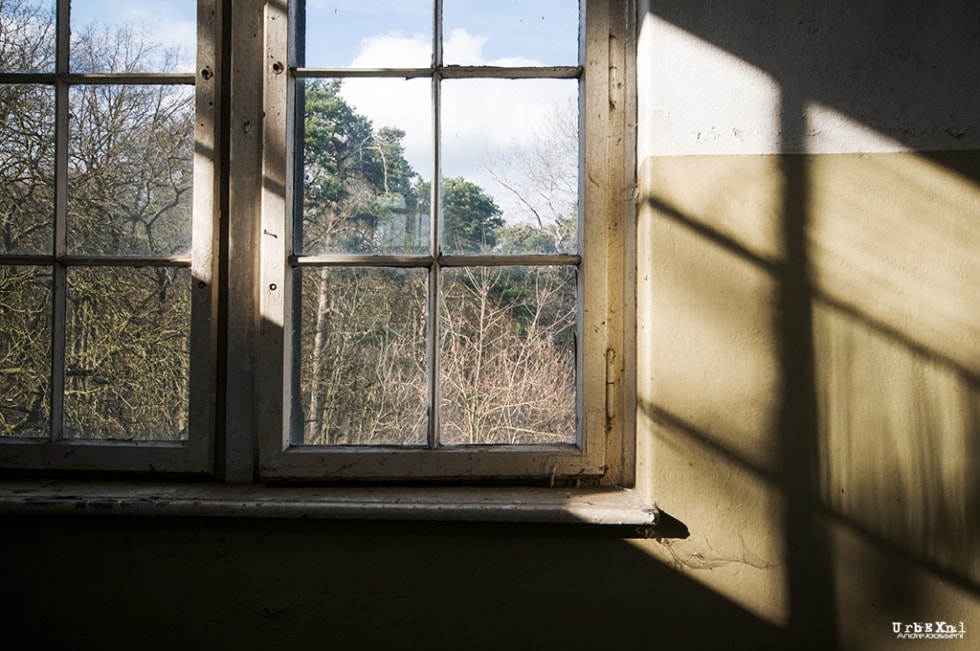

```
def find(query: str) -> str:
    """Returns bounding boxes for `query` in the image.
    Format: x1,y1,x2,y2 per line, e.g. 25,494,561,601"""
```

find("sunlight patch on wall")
804,102,909,153
809,149,980,583
637,13,781,157
807,151,980,375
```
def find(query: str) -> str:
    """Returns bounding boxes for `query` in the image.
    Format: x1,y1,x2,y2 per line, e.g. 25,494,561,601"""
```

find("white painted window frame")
255,0,636,485
0,0,220,474
0,0,636,495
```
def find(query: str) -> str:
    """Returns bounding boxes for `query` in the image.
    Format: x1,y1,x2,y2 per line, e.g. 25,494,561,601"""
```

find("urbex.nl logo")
892,621,965,640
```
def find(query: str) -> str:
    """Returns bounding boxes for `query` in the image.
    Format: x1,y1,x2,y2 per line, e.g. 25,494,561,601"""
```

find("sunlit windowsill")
0,480,659,530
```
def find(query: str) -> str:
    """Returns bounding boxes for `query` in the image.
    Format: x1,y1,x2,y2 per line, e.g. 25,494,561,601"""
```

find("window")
257,0,634,483
0,0,218,473
0,0,634,489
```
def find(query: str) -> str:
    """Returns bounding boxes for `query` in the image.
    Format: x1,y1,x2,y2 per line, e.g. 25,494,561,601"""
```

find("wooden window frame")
253,0,636,485
0,0,635,493
0,0,220,474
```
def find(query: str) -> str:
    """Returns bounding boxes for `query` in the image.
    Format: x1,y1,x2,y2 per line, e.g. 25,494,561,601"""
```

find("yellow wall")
634,1,980,645
636,150,980,649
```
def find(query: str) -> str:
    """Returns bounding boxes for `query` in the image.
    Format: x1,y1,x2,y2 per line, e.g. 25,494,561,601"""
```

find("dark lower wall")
1,514,786,650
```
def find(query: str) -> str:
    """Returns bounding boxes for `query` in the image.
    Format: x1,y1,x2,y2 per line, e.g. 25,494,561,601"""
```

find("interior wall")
0,515,788,650
2,2,978,650
635,1,980,649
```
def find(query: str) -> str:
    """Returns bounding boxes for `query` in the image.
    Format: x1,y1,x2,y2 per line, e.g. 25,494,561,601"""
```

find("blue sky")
67,0,581,223
68,1,579,70
302,1,581,223
70,0,197,71
302,0,579,67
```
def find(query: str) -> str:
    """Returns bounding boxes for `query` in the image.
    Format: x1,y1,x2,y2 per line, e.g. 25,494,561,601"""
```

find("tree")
300,80,422,255
296,79,579,446
440,265,577,445
0,0,56,436
0,0,54,74
435,98,582,444
0,0,579,445
484,98,579,254
440,177,504,253
1,1,193,439
298,80,428,444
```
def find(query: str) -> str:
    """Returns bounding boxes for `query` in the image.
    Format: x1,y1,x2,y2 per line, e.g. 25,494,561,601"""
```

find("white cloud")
351,32,431,68
442,28,486,63
149,17,196,71
72,0,197,71
341,28,576,217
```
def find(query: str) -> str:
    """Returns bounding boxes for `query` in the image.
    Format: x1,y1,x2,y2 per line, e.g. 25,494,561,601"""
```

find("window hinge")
605,348,617,430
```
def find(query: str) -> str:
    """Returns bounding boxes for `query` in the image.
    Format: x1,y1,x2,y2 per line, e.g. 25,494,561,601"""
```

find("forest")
0,0,580,447
1,0,194,440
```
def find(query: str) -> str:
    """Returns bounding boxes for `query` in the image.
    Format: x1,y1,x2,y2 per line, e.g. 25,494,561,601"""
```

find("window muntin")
0,0,216,472
257,0,619,482
0,0,634,486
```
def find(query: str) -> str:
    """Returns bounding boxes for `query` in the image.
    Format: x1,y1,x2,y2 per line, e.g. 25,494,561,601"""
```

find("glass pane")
0,84,55,255
71,0,197,73
440,265,576,446
297,267,428,446
0,0,55,73
67,84,194,257
299,0,432,68
443,0,579,66
0,266,52,438
441,79,579,255
64,266,191,441
297,78,431,255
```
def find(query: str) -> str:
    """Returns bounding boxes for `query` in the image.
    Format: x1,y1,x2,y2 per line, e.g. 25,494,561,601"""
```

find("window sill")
0,480,658,529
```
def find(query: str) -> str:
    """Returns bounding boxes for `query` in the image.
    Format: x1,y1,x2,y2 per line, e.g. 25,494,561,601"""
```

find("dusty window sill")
0,480,659,529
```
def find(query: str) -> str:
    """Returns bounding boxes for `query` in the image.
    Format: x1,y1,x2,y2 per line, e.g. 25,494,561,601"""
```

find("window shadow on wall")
640,1,979,648
0,514,790,649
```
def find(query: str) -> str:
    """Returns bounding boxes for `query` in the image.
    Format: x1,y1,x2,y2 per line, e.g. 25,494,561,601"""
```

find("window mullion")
425,0,444,450
49,0,71,442
428,232,441,450
428,95,441,444
433,0,443,68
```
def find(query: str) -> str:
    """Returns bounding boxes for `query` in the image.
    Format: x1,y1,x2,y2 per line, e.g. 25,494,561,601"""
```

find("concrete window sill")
0,480,659,529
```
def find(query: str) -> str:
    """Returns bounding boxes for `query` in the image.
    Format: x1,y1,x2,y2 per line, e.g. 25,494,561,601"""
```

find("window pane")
441,79,579,255
297,78,431,255
440,265,576,446
0,0,55,73
64,266,190,441
67,84,194,257
0,266,52,438
70,0,197,73
443,0,579,66
0,84,55,255
299,0,432,68
297,267,427,446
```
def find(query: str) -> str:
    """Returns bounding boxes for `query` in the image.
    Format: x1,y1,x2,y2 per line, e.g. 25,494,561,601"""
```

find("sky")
303,0,579,67
334,29,578,217
70,0,197,71
68,0,581,223
303,1,581,223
